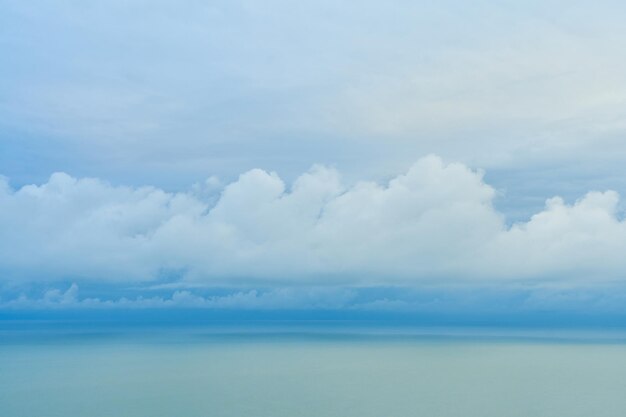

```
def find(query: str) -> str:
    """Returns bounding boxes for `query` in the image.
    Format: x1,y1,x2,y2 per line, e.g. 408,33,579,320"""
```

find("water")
1,326,626,417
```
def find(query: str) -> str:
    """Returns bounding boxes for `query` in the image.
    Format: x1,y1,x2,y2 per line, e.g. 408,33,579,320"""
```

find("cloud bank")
1,155,625,286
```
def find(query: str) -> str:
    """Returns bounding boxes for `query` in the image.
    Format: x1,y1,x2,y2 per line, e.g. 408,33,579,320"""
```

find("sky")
2,1,626,319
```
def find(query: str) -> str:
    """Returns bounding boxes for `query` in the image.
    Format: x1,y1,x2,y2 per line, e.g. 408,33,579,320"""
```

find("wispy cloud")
0,283,357,310
5,282,626,317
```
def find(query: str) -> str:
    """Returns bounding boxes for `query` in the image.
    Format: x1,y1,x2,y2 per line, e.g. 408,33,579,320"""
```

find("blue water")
1,324,626,417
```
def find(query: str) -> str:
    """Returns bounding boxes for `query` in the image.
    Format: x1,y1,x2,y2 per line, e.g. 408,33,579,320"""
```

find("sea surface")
1,324,626,417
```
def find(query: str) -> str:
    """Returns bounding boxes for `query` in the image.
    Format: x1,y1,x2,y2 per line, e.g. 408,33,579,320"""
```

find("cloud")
1,155,626,286
6,282,626,316
4,0,626,194
0,283,357,310
484,191,626,280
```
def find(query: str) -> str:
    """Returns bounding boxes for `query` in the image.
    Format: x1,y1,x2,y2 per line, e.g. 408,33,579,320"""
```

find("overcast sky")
2,1,626,312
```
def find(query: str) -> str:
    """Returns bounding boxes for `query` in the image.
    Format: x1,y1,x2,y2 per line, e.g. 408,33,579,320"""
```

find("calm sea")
1,324,626,417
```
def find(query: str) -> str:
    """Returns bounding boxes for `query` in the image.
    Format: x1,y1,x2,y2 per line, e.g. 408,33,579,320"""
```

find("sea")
1,322,626,417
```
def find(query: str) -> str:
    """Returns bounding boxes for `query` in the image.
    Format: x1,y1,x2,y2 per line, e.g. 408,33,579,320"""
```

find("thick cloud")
4,0,626,197
1,155,625,285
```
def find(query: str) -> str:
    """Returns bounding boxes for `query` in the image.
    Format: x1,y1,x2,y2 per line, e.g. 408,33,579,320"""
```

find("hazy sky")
2,1,626,313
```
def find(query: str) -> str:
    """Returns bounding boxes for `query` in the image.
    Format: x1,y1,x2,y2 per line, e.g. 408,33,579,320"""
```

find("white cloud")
484,191,626,281
1,155,626,285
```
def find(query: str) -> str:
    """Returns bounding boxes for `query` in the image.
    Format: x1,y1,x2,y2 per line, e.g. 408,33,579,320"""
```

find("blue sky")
2,1,626,319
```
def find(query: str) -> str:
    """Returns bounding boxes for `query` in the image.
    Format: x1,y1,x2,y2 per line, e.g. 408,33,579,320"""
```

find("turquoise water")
1,327,626,417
